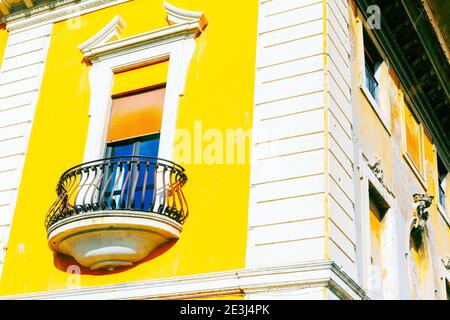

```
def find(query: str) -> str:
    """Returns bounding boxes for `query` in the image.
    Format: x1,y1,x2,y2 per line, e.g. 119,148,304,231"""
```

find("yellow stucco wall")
0,25,8,68
0,0,257,295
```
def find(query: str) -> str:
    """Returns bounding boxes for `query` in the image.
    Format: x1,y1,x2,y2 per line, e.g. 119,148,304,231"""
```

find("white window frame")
356,14,391,134
398,90,427,190
436,154,450,226
79,1,207,163
357,152,400,299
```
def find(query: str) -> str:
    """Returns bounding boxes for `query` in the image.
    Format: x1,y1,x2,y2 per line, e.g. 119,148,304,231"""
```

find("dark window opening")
438,155,448,211
363,28,383,103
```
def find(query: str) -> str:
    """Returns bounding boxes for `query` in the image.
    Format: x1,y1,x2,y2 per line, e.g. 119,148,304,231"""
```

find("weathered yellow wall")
0,0,257,295
349,0,449,299
0,25,8,68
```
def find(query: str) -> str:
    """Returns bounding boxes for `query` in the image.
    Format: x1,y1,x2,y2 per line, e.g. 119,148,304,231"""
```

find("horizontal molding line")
0,104,32,113
256,191,324,205
326,3,349,41
5,35,49,47
257,52,325,70
259,106,324,122
328,131,353,163
0,260,368,300
0,76,38,88
327,0,349,25
254,130,324,146
329,192,354,222
328,217,356,247
3,48,44,60
249,216,325,229
0,89,38,101
259,17,324,36
329,149,353,179
3,0,131,32
329,237,355,264
264,32,323,49
255,235,325,247
258,146,325,162
327,53,351,88
0,187,18,193
251,172,324,187
328,71,351,104
327,90,352,128
255,89,324,107
0,120,32,130
327,18,350,57
327,34,350,69
262,68,324,85
0,135,26,144
265,0,322,18
0,62,43,74
328,173,355,206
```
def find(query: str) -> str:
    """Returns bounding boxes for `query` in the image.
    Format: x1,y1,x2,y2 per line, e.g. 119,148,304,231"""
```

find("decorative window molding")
78,15,125,52
163,1,208,28
79,1,207,163
367,157,395,198
399,90,427,190
357,152,400,298
356,15,391,135
2,0,131,32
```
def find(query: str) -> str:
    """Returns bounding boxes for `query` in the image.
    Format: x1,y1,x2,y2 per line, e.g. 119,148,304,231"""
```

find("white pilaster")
0,23,53,277
246,0,360,298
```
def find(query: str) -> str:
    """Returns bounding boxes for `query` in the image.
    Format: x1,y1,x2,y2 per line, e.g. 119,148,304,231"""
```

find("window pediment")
79,1,208,63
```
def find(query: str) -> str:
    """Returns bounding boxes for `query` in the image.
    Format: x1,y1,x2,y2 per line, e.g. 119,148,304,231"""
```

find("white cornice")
2,0,131,32
78,15,125,52
0,260,368,300
163,1,208,30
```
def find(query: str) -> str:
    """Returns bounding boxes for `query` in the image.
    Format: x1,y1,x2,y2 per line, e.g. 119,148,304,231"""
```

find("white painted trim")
3,0,132,32
78,15,125,52
0,23,54,280
0,260,368,300
358,154,402,299
81,22,203,63
436,204,450,227
356,16,391,136
163,1,208,29
80,2,206,163
398,90,428,191
403,152,427,191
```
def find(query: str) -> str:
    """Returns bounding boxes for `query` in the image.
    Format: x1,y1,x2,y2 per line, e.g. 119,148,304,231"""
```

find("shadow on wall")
407,227,438,299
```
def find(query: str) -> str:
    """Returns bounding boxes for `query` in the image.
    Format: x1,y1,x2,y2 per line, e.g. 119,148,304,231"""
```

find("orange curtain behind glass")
107,61,169,143
107,87,166,143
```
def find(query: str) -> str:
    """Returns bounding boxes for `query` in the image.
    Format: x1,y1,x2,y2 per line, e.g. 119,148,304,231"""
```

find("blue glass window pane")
139,134,160,158
136,134,160,210
101,134,160,211
108,141,134,158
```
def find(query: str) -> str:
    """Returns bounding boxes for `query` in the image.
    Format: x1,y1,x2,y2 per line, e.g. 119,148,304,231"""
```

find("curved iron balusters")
45,156,188,230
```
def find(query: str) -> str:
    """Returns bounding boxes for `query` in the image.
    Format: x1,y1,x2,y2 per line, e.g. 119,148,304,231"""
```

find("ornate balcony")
45,156,188,270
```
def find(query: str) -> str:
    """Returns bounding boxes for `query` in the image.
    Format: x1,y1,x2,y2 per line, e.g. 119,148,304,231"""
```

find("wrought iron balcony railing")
45,156,188,231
